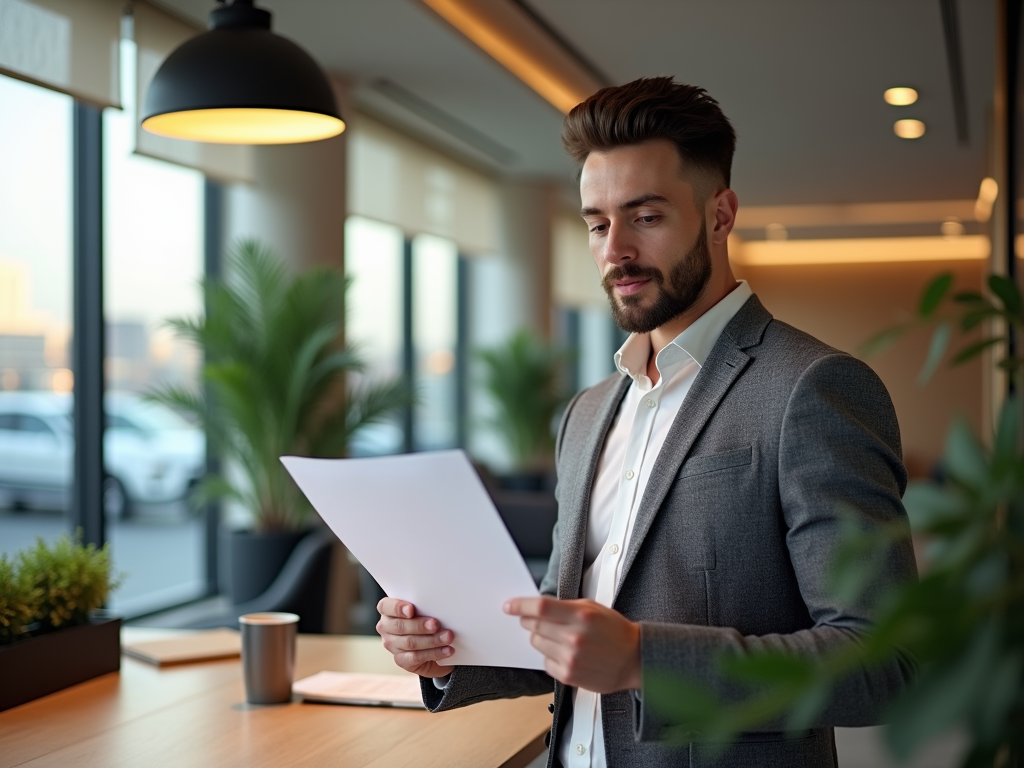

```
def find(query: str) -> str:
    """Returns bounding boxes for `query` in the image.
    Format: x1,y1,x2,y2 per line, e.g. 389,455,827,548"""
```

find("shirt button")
608,543,620,555
646,399,656,408
625,470,635,480
576,744,586,756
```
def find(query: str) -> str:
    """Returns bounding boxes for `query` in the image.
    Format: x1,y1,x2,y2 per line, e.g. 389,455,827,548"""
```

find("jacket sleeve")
635,353,918,740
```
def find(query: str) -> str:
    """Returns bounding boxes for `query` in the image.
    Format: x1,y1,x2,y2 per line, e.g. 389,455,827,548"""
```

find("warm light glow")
732,235,988,266
419,0,593,113
51,368,73,393
765,223,787,241
142,108,345,145
975,177,998,222
894,119,926,139
884,87,918,106
426,349,455,375
940,217,965,237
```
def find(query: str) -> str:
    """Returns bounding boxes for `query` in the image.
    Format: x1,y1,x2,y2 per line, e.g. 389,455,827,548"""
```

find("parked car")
0,391,205,519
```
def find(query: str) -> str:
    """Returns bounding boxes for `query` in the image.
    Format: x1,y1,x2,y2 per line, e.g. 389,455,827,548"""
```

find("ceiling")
155,0,997,210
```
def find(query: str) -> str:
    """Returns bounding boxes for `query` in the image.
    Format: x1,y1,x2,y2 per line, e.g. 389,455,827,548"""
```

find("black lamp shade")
142,3,344,144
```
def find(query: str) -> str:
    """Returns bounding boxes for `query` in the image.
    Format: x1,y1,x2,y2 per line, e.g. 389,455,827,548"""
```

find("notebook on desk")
122,628,242,666
293,671,426,709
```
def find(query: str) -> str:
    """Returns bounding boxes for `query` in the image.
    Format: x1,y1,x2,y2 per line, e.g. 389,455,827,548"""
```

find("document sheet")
281,450,544,670
293,671,426,708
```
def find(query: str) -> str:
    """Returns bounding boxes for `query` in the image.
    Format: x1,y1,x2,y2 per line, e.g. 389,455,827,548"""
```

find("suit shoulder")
758,318,858,371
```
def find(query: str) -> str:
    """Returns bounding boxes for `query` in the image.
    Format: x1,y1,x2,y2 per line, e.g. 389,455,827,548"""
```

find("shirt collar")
614,281,752,382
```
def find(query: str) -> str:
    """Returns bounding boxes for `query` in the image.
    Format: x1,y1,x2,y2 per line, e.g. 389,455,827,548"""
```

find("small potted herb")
0,532,123,712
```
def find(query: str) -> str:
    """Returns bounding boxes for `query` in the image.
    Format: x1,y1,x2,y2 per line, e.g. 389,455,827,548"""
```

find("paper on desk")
293,671,426,708
280,450,544,670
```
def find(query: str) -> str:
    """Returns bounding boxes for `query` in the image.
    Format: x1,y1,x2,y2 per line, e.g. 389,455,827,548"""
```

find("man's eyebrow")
580,194,671,217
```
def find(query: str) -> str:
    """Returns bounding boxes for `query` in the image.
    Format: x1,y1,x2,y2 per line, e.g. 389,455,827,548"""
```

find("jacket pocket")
677,445,752,479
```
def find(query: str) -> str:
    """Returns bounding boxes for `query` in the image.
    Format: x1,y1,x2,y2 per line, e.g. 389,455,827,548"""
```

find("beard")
602,219,712,334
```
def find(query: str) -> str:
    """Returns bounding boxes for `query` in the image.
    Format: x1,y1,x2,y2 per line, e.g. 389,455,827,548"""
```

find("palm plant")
647,273,1024,767
150,239,408,532
477,329,571,473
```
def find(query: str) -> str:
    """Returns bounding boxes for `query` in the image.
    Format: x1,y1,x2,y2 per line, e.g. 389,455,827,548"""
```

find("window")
0,73,75,558
412,234,459,450
101,39,206,615
344,216,405,456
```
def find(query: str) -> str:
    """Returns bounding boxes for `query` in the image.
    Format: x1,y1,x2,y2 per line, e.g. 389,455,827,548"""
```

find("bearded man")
376,77,918,768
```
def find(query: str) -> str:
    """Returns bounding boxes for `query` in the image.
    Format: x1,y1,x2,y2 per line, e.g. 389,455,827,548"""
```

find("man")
376,77,917,767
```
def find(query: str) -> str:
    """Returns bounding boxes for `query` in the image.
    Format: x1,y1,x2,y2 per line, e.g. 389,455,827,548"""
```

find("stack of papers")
293,671,426,709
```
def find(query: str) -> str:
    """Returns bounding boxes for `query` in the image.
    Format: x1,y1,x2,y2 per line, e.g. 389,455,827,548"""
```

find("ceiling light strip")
735,200,977,229
418,0,603,113
732,235,989,267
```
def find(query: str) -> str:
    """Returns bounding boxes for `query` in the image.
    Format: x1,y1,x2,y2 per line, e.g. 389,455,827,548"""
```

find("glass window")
0,73,75,559
344,215,405,456
102,39,206,615
412,234,459,451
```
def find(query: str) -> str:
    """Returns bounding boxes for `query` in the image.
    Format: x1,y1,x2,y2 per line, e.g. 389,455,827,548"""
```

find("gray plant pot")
226,529,306,605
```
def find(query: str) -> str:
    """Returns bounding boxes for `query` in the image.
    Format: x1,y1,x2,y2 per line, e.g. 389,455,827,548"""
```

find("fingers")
377,597,415,619
394,643,454,669
376,613,442,636
505,595,574,622
381,628,453,653
376,597,446,636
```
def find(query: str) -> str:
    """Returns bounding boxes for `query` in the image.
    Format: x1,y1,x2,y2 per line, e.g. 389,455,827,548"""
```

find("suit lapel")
613,296,770,602
557,374,630,600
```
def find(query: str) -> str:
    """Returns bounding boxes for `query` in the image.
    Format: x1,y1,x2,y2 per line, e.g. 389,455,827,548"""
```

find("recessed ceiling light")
884,87,919,106
894,119,926,139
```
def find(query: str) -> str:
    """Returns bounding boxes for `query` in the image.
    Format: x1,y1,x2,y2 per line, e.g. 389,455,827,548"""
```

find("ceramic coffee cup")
239,612,299,704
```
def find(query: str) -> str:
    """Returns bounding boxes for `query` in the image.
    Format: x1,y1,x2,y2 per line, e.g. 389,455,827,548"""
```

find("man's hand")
376,597,455,678
505,596,641,693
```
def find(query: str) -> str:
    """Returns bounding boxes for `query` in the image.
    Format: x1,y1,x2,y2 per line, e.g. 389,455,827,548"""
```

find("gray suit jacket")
422,295,918,768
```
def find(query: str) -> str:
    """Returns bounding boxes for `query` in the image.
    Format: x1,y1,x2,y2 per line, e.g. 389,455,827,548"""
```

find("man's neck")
644,278,740,386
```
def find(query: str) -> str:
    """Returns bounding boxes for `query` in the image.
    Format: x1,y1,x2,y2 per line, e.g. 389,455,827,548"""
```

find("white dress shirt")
559,281,752,768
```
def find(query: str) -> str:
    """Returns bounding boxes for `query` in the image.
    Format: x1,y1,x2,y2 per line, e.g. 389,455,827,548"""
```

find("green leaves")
863,272,1024,385
919,273,954,318
12,532,123,633
477,330,570,471
149,239,408,532
988,274,1022,318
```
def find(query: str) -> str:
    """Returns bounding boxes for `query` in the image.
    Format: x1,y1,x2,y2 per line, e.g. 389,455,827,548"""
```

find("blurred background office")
0,2,1015,763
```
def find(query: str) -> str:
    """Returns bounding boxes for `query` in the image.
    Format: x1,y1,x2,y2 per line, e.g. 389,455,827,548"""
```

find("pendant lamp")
142,0,345,144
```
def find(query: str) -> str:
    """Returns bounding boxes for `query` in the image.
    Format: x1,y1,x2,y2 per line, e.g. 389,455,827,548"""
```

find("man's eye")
639,215,659,224
590,224,607,233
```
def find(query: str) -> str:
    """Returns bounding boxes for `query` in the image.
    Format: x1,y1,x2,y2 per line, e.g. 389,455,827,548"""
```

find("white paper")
293,671,426,708
280,450,544,670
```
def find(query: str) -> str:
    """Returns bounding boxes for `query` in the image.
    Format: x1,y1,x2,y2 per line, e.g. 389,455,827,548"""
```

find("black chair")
189,530,334,634
492,490,558,585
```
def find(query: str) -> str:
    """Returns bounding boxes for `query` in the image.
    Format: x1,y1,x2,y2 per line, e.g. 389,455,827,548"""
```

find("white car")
0,391,205,519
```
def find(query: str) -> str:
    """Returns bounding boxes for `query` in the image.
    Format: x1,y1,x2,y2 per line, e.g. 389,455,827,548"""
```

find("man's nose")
599,223,637,265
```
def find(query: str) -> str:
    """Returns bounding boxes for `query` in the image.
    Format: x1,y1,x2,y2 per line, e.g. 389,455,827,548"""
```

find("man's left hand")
504,596,641,693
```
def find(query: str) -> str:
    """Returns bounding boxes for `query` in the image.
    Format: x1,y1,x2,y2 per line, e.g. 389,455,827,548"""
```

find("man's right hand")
376,597,456,678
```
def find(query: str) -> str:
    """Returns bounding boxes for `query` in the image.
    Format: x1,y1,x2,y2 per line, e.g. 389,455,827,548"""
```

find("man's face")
580,140,712,334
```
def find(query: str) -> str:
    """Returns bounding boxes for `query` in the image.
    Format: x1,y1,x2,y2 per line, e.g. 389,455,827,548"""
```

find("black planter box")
0,616,121,712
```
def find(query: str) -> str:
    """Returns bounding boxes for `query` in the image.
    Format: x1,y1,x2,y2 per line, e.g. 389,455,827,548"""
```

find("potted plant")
151,239,407,605
0,532,123,711
645,273,1024,767
476,329,571,491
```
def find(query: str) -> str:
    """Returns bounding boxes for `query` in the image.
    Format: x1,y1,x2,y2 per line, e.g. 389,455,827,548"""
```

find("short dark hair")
562,77,736,192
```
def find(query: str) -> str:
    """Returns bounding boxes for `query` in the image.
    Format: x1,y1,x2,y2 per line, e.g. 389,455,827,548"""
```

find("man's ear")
709,188,739,245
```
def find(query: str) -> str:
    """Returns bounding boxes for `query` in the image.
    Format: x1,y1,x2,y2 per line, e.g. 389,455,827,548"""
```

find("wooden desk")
0,630,551,768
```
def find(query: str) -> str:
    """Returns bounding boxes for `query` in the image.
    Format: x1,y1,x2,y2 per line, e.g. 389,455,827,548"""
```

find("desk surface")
0,629,551,768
